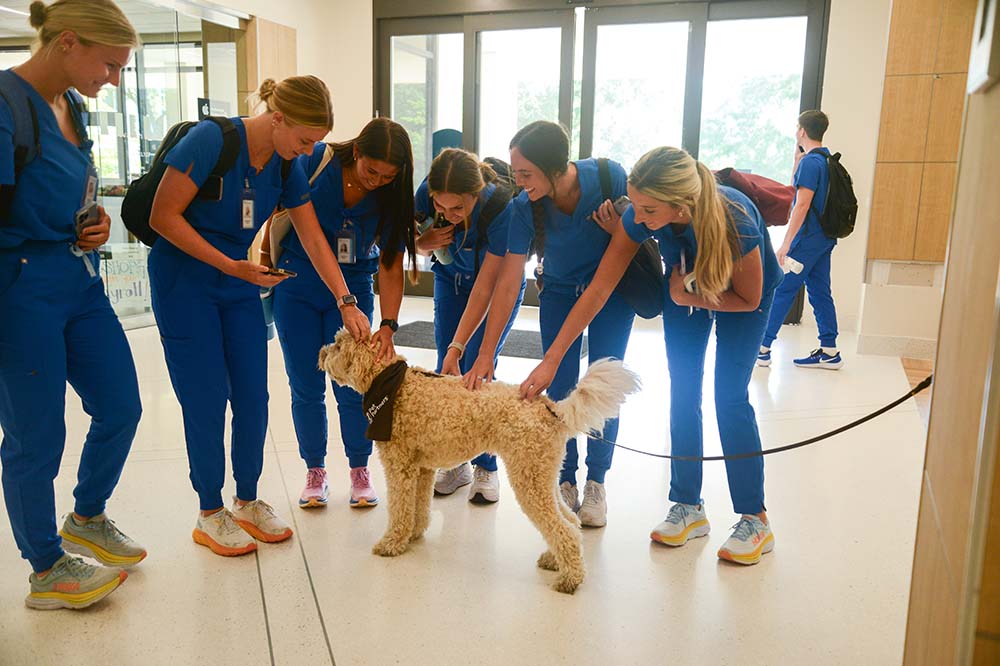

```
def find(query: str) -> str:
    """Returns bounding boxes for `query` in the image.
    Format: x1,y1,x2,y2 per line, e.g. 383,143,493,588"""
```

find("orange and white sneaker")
193,508,256,557
650,502,711,546
717,515,774,565
231,498,293,543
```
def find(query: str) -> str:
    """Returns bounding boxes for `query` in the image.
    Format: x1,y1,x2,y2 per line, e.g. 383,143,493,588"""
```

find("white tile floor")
0,298,928,666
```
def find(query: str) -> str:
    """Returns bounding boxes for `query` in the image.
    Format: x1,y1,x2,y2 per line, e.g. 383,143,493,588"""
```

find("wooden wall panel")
977,438,1000,636
886,0,944,75
974,638,1000,665
868,163,923,260
236,17,297,116
914,163,957,262
935,0,979,72
904,85,1000,664
926,74,968,162
877,75,934,162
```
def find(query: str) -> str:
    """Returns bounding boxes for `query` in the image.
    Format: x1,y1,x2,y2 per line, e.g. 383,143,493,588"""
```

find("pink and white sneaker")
299,467,329,509
349,467,379,508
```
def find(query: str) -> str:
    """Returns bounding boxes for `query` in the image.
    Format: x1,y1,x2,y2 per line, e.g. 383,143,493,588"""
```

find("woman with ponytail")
0,0,144,609
413,148,525,503
270,117,415,510
148,75,340,557
520,146,783,565
467,121,634,527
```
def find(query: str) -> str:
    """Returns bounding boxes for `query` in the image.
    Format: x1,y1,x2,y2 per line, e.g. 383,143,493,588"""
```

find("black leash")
589,374,933,462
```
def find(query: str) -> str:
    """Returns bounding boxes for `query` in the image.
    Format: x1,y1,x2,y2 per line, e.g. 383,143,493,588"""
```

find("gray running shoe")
26,554,126,610
60,513,147,568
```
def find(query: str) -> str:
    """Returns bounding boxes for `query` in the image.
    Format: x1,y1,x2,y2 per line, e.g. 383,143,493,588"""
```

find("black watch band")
379,318,399,333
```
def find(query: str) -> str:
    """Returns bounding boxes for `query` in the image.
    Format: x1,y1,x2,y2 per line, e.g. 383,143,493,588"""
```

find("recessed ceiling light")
0,7,29,18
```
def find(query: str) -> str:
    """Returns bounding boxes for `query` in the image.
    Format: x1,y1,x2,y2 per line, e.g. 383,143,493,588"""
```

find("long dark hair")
508,121,570,260
330,117,416,278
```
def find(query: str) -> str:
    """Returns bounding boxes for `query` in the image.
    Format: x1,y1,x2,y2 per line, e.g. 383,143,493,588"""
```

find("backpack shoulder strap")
0,70,40,178
473,183,515,276
204,116,239,178
597,157,612,202
308,143,334,184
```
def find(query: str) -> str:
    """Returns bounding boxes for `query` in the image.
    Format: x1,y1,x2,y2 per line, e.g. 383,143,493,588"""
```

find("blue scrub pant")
0,243,141,572
432,271,525,472
763,241,838,349
272,253,374,470
663,292,774,515
538,286,635,485
149,243,268,512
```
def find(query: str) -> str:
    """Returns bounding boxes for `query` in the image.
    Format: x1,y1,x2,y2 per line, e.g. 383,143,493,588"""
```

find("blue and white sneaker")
650,502,710,546
717,515,774,565
793,348,843,370
756,349,771,367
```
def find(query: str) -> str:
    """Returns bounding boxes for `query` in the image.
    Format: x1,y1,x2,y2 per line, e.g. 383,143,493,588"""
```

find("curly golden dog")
318,329,639,593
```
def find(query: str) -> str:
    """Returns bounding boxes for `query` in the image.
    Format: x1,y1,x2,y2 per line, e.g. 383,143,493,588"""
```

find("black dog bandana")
363,360,408,440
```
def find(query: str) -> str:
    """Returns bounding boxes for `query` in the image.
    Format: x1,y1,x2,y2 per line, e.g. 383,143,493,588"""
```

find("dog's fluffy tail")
553,359,640,436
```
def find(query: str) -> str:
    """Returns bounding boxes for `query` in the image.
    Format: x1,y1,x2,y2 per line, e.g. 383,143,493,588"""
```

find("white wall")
816,0,893,335
214,0,374,141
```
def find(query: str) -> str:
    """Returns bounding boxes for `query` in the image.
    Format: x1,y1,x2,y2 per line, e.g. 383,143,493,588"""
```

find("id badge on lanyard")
242,178,255,230
336,220,357,264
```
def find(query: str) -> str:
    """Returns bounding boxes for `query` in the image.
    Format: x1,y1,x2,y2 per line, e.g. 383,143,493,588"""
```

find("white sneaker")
230,498,293,544
559,481,580,513
434,462,473,496
468,466,499,504
192,509,256,557
650,502,711,546
578,480,607,528
717,515,774,565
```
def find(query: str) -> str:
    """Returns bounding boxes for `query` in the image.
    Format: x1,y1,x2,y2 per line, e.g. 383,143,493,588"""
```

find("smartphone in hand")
266,267,297,278
75,201,100,236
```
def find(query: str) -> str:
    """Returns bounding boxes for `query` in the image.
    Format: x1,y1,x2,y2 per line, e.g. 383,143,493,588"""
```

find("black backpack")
809,148,858,239
0,71,89,223
120,117,241,247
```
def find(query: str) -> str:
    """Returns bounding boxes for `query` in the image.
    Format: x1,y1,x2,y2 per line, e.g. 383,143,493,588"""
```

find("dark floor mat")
393,320,587,360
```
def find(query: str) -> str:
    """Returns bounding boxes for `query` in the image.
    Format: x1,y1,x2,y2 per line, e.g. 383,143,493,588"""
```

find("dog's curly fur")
319,329,640,594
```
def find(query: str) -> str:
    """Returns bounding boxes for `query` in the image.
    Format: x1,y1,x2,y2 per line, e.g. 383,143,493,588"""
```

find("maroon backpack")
713,168,794,227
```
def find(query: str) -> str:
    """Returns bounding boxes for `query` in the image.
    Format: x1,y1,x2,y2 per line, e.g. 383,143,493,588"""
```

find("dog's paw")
553,572,584,594
408,531,425,543
372,538,408,557
537,551,559,571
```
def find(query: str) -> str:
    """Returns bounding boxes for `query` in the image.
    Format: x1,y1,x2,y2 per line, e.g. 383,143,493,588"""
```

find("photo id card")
242,186,255,230
336,228,357,264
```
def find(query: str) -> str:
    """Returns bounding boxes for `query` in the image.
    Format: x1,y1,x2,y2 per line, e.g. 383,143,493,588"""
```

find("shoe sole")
59,531,147,568
650,520,711,547
25,570,127,610
298,497,328,509
580,515,607,528
233,520,293,543
468,492,498,505
433,481,472,497
756,359,771,368
717,534,775,565
794,361,842,370
350,497,379,508
192,528,258,556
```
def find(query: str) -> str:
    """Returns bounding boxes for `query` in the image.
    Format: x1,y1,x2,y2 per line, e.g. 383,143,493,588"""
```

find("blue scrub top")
281,143,401,276
791,147,835,252
163,116,311,259
506,158,627,288
623,184,783,297
0,71,94,249
414,179,515,281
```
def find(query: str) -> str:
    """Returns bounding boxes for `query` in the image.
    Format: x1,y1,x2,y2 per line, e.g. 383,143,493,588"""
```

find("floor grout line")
270,433,337,666
255,549,277,666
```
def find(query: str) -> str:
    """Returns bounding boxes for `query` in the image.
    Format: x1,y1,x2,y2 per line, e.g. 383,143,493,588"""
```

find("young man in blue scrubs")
0,0,145,610
759,110,842,370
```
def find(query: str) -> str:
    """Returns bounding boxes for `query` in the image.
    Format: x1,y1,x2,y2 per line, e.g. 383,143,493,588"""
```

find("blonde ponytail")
29,0,139,53
629,147,739,306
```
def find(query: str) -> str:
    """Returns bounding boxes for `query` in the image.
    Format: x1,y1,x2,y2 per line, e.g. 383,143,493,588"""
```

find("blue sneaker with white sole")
756,349,771,367
794,348,843,370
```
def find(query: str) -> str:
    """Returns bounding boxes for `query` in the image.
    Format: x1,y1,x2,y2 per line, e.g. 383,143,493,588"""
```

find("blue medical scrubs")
415,178,525,472
507,158,633,485
763,148,839,349
148,117,311,511
271,144,403,470
623,185,783,514
0,72,141,572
